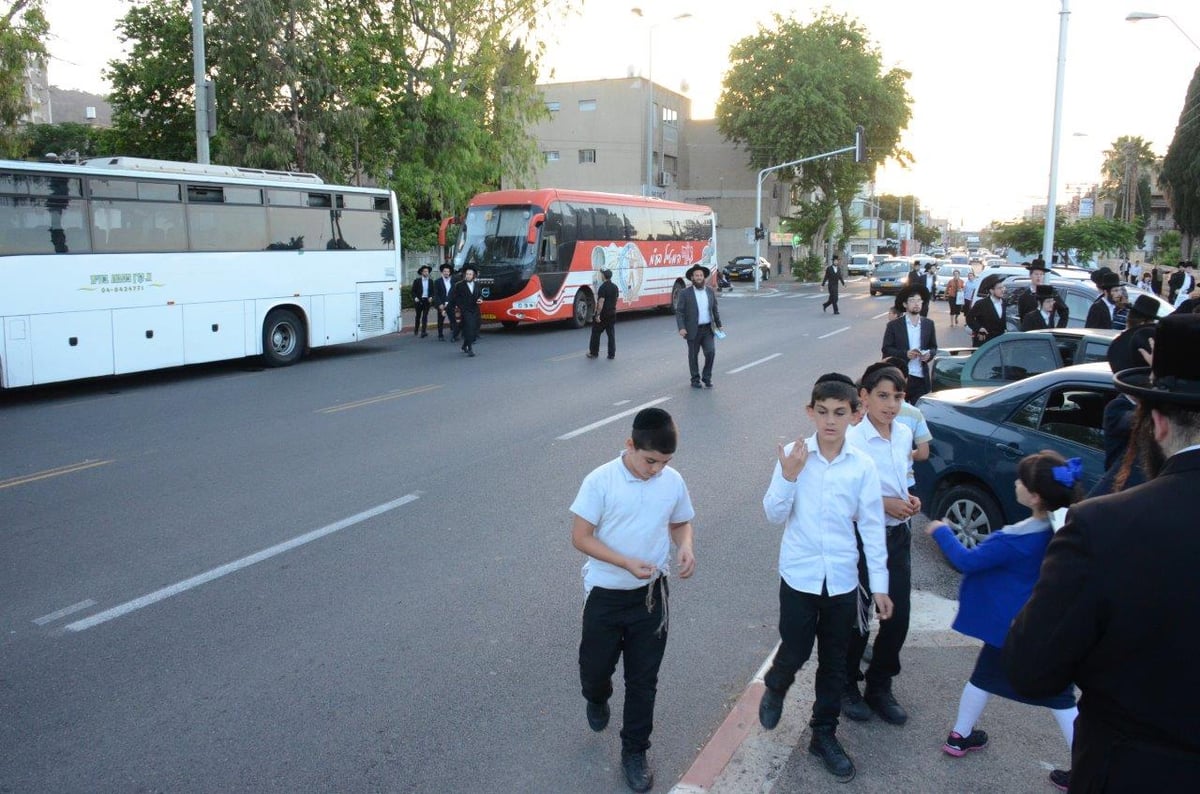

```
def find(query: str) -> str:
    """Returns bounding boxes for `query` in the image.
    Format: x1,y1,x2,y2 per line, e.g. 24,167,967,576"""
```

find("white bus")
0,157,402,388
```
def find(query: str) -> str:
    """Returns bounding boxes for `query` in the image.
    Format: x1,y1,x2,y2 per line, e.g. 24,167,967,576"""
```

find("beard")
1133,404,1167,480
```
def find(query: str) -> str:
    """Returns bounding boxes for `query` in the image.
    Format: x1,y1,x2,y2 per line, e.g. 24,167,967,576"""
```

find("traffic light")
854,125,866,164
754,225,765,240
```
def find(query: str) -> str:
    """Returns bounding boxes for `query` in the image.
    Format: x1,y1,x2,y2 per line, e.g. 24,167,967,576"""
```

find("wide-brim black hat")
686,264,710,279
461,263,478,275
1033,284,1056,300
1095,271,1122,290
1026,260,1049,273
417,265,432,275
1107,325,1156,374
1089,266,1116,287
1129,294,1160,320
978,274,1005,294
1114,314,1200,406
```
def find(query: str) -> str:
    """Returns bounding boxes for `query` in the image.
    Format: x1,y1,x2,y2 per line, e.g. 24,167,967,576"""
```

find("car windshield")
938,265,961,277
875,262,909,274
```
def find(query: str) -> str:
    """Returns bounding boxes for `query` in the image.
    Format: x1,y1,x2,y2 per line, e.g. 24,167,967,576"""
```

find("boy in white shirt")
570,407,696,793
759,374,893,782
842,362,920,727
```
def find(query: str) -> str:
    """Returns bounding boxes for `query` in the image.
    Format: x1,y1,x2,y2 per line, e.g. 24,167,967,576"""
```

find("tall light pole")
1126,11,1200,51
1043,0,1070,267
631,8,691,196
191,0,209,164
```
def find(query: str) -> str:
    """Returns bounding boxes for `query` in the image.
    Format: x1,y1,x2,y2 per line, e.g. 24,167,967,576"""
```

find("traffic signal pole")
753,127,865,289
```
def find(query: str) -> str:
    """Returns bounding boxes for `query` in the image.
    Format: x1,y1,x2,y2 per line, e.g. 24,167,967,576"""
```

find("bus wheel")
501,320,519,330
666,280,683,313
262,308,305,367
572,290,594,329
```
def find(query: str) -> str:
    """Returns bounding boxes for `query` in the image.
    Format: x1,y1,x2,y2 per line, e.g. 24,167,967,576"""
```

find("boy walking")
570,407,696,792
759,374,892,782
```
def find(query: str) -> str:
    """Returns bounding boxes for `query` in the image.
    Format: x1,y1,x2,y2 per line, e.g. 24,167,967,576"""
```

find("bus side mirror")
527,213,545,245
438,216,457,247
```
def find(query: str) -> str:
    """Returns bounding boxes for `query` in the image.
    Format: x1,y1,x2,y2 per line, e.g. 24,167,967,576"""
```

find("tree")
0,0,48,156
716,11,912,254
1056,217,1138,265
18,121,116,160
1160,63,1200,259
1099,135,1156,248
992,217,1062,257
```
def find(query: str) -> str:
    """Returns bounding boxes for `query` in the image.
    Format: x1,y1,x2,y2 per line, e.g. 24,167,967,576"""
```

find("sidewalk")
670,591,1072,794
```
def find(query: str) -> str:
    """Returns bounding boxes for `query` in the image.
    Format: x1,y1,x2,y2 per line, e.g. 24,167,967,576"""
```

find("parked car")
930,328,1118,392
868,259,913,296
848,254,873,276
1002,278,1174,332
913,363,1115,546
723,255,770,282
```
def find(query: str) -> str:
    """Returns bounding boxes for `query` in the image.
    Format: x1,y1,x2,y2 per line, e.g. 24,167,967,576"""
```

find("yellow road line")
317,384,442,414
0,459,114,490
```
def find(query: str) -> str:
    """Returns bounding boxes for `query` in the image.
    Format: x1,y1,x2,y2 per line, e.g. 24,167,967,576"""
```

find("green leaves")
1161,64,1200,240
0,0,50,155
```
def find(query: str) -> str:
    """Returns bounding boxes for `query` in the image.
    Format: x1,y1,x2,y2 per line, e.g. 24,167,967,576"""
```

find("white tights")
952,682,1077,750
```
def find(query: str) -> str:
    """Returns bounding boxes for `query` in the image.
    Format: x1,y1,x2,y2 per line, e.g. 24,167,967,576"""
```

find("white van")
848,254,873,275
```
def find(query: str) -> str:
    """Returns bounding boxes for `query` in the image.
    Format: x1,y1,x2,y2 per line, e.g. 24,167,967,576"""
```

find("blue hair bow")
1052,457,1083,487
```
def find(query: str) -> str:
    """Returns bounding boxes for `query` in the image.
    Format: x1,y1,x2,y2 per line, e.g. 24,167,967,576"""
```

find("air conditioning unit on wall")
657,171,673,188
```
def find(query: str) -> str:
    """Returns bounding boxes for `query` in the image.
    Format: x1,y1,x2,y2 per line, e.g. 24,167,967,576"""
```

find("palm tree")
1099,136,1157,224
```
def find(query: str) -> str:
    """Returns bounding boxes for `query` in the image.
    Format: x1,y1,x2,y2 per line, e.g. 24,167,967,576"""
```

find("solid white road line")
557,397,671,441
64,494,420,632
727,353,782,374
33,599,97,626
614,400,631,406
818,326,851,339
871,310,892,319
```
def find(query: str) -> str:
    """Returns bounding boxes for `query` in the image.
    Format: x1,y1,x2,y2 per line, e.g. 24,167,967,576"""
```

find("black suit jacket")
966,296,1006,343
411,276,433,305
448,279,482,317
1084,299,1114,330
1004,449,1200,789
881,316,937,382
1017,290,1069,327
675,285,721,336
821,265,844,291
433,275,457,307
1019,308,1060,331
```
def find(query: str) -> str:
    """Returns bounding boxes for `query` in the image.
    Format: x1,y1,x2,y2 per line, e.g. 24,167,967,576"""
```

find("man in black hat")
1167,261,1195,305
882,286,937,402
821,256,845,314
587,269,620,360
411,264,434,338
1085,269,1124,329
1019,284,1063,330
919,263,937,317
448,263,482,356
1016,260,1069,327
433,262,459,341
1005,314,1200,791
965,274,1007,347
675,264,723,388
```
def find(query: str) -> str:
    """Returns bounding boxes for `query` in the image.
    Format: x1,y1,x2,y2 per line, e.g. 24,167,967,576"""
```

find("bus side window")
540,234,557,264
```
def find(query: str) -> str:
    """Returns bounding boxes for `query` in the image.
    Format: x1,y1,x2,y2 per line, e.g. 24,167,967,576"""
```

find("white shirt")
905,317,924,379
693,286,712,325
570,453,695,594
895,401,931,488
847,417,914,526
762,436,888,597
419,277,430,297
441,276,452,294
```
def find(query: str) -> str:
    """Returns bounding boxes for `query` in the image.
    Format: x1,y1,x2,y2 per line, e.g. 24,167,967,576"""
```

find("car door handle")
995,442,1022,459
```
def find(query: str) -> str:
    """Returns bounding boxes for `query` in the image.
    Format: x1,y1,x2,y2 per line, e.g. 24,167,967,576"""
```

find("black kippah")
633,407,673,431
815,372,855,388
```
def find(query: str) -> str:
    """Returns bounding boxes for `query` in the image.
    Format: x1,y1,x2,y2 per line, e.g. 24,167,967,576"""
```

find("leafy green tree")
18,121,116,160
1161,64,1200,259
992,217,1062,257
1155,229,1182,266
1099,135,1156,249
716,11,912,254
1056,217,1138,264
0,0,48,156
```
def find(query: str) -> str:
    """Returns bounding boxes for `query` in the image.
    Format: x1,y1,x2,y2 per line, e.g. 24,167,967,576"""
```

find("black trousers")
845,522,912,691
589,316,616,357
579,579,668,754
686,323,716,384
460,311,480,349
413,297,430,335
763,580,857,732
905,376,929,404
822,288,840,313
437,303,459,339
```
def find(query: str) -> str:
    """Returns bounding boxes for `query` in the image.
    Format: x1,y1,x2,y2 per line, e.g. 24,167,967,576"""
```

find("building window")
546,101,560,112
662,107,678,125
544,150,560,163
578,99,597,112
578,149,596,164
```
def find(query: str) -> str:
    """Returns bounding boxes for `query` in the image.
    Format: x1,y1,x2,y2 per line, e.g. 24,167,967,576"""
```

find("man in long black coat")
1004,314,1200,791
821,256,845,314
1016,260,1069,326
448,263,483,356
965,274,1007,347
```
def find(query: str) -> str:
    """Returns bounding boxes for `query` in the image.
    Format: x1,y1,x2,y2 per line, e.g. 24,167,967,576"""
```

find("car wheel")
935,483,1003,549
870,290,877,296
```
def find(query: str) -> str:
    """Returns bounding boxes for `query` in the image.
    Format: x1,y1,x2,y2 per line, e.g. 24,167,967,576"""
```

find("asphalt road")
0,277,969,793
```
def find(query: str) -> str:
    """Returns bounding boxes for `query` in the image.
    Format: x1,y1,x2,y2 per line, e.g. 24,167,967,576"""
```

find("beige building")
505,78,796,270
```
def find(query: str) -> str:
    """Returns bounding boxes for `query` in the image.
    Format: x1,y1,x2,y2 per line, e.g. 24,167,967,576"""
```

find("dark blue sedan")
912,362,1116,547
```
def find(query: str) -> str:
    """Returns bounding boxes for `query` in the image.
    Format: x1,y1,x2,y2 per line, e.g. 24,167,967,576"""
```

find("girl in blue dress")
926,450,1083,791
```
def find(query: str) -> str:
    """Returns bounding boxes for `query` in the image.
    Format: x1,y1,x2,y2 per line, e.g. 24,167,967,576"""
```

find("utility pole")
191,0,210,164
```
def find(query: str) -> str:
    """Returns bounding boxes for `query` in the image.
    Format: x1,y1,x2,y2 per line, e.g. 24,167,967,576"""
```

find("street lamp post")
191,0,209,164
631,8,691,196
1126,11,1200,51
1043,0,1071,267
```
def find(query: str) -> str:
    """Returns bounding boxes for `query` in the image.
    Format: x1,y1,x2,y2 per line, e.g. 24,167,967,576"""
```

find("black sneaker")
1049,768,1070,791
809,730,855,781
841,685,873,722
942,729,989,757
585,701,609,732
620,751,653,792
758,687,784,730
691,381,702,389
864,686,908,725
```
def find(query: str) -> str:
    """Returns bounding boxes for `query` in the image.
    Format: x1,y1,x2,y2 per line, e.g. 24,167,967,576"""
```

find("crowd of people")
561,255,1200,792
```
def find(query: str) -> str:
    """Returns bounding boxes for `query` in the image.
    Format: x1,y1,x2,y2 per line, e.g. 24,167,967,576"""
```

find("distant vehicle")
933,263,968,299
848,254,873,276
930,328,1118,392
869,259,912,296
913,363,1115,545
443,188,717,328
723,255,770,282
1001,278,1175,332
0,156,402,388
948,253,970,269
928,247,946,257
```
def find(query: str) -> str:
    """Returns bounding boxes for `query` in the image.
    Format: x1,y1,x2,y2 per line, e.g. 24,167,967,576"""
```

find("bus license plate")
482,313,497,320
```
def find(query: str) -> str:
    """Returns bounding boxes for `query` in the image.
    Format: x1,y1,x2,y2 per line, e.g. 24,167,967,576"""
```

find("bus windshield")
453,205,536,273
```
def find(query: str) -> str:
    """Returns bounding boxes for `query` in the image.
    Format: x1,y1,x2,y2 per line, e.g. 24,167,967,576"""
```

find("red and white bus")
440,189,717,328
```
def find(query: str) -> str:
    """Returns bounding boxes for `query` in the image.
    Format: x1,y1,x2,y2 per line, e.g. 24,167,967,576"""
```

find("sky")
41,0,1200,230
